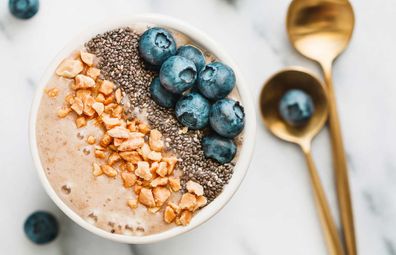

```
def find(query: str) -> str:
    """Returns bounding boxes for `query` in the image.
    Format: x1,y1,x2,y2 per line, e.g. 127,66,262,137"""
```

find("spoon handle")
322,62,357,255
301,143,345,255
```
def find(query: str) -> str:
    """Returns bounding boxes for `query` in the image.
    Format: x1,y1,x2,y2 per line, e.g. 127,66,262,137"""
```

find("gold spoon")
260,68,344,255
286,1,356,255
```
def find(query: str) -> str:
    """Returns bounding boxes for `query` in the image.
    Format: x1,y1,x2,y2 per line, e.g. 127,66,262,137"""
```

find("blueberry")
202,134,237,164
176,45,206,71
9,0,39,19
210,98,245,138
160,56,197,94
138,27,177,66
197,62,236,100
279,89,315,126
175,92,210,129
149,77,179,108
24,211,59,244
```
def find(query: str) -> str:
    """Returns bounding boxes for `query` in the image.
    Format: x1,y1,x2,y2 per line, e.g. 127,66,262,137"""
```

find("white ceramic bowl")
29,14,256,244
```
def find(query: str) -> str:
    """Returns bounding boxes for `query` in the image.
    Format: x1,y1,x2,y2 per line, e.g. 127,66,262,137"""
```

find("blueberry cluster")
139,27,245,164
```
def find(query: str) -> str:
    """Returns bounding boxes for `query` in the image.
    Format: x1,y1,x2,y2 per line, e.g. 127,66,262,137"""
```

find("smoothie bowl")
29,14,256,244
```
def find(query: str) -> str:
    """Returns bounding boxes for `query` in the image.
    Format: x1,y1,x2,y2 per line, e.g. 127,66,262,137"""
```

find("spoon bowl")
260,68,328,146
287,0,355,64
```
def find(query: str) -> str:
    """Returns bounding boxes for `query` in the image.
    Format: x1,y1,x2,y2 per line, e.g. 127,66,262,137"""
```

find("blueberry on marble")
176,45,206,71
9,0,39,19
138,27,177,66
197,62,236,100
279,89,315,126
24,211,59,244
149,77,179,108
160,56,197,94
210,98,245,138
202,134,237,164
175,92,210,129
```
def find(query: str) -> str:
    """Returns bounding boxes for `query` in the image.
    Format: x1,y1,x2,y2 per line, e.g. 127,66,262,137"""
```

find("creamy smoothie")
36,23,244,236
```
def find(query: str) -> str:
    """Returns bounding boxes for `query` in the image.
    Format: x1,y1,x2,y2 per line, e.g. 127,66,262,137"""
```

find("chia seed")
86,27,234,202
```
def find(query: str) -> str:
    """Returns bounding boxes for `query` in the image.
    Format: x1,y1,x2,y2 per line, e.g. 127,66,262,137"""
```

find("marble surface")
1,0,395,254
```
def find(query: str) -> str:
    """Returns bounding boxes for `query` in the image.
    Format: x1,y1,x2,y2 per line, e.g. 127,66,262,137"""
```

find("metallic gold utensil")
286,1,356,254
260,68,344,255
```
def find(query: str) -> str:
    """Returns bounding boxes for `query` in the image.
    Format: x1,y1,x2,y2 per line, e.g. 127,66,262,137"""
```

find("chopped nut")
168,202,181,214
83,95,96,116
163,157,178,175
92,102,104,116
134,185,142,195
149,129,164,152
75,74,95,89
127,119,137,131
164,206,176,223
92,163,103,176
113,137,125,146
127,199,138,209
156,162,168,177
107,126,129,138
95,93,105,103
80,51,95,66
138,123,150,134
56,58,84,78
118,137,145,151
138,188,155,207
150,162,159,175
194,196,208,211
99,80,114,95
102,115,121,129
135,161,152,181
186,180,204,196
150,177,168,187
87,136,96,145
46,88,59,97
126,162,135,172
71,97,84,115
103,94,115,105
119,151,142,163
100,133,112,147
111,105,123,118
179,193,197,211
153,187,171,207
147,151,162,162
86,67,101,80
179,210,192,226
75,116,87,128
94,149,106,159
138,143,151,161
115,88,122,104
121,172,137,187
65,93,75,105
75,89,91,99
57,107,71,118
108,152,121,166
129,132,145,139
101,164,117,177
168,177,181,192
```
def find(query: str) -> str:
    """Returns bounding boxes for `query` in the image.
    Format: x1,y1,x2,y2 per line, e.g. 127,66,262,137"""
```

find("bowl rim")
29,13,256,244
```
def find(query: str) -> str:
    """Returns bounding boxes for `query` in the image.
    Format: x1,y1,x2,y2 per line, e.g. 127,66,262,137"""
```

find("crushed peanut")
46,88,59,97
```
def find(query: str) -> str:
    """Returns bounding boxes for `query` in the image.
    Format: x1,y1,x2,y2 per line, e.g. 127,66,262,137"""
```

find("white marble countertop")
1,0,396,254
